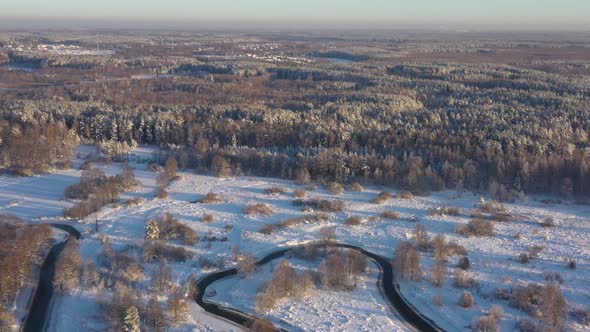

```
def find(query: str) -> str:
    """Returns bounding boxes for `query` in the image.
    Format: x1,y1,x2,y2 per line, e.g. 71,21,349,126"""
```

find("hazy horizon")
2,0,590,32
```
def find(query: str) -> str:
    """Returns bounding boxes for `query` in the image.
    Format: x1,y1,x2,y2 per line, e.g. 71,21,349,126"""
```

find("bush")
327,182,344,195
458,291,475,308
265,186,285,195
457,217,494,237
147,162,164,172
344,216,363,226
306,199,345,212
124,197,145,206
567,258,577,269
429,206,460,216
200,192,224,203
202,214,214,223
510,283,543,313
453,269,475,289
473,314,499,332
249,317,279,332
446,241,468,256
143,242,194,262
348,182,364,192
432,295,444,307
519,253,530,264
155,188,169,199
260,224,277,235
244,203,275,216
381,211,399,219
158,213,199,245
458,256,471,270
396,191,414,199
372,191,393,204
293,189,307,198
260,215,318,234
493,212,511,222
542,216,555,227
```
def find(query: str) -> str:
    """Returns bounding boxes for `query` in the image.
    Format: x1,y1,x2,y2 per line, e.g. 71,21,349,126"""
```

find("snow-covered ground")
209,257,411,331
1,145,589,331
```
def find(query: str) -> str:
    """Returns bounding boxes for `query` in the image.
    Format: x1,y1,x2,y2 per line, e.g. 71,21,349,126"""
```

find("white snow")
1,145,588,331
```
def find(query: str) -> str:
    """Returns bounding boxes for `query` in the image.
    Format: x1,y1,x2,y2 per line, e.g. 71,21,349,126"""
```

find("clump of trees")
0,120,78,175
256,260,314,312
393,241,422,281
64,166,138,219
0,216,53,318
54,238,83,294
320,249,368,290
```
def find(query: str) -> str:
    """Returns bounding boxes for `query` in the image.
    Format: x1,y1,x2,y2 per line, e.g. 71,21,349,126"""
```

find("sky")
1,0,589,30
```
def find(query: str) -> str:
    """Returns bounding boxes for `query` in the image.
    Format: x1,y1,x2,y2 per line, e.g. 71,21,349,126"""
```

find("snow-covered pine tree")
145,219,160,240
123,305,140,332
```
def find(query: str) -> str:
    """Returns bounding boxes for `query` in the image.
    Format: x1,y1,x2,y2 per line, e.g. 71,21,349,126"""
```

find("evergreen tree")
123,305,140,332
145,219,160,240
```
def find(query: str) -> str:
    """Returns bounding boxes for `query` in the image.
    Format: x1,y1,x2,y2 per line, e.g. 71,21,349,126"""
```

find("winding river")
195,242,444,332
22,224,81,332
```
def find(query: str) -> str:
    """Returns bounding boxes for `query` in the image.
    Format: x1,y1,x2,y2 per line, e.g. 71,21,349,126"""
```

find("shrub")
446,241,468,256
244,203,275,216
445,206,461,216
396,191,414,199
519,253,530,264
238,254,257,275
293,189,307,198
306,199,345,212
147,162,164,172
544,272,563,284
143,241,194,263
265,186,285,195
158,213,199,245
372,191,393,204
458,291,475,308
510,283,543,312
473,314,499,332
155,188,169,199
567,258,577,269
348,182,364,192
432,295,444,307
493,212,511,222
381,210,399,219
457,217,494,237
327,182,344,195
528,245,544,259
259,224,276,235
202,214,214,223
542,216,555,227
453,269,475,289
458,256,471,270
344,216,363,226
481,201,505,213
124,197,145,206
249,317,279,332
200,192,224,203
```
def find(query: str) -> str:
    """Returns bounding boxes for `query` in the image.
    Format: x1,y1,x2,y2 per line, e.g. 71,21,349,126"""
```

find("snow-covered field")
2,146,589,331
